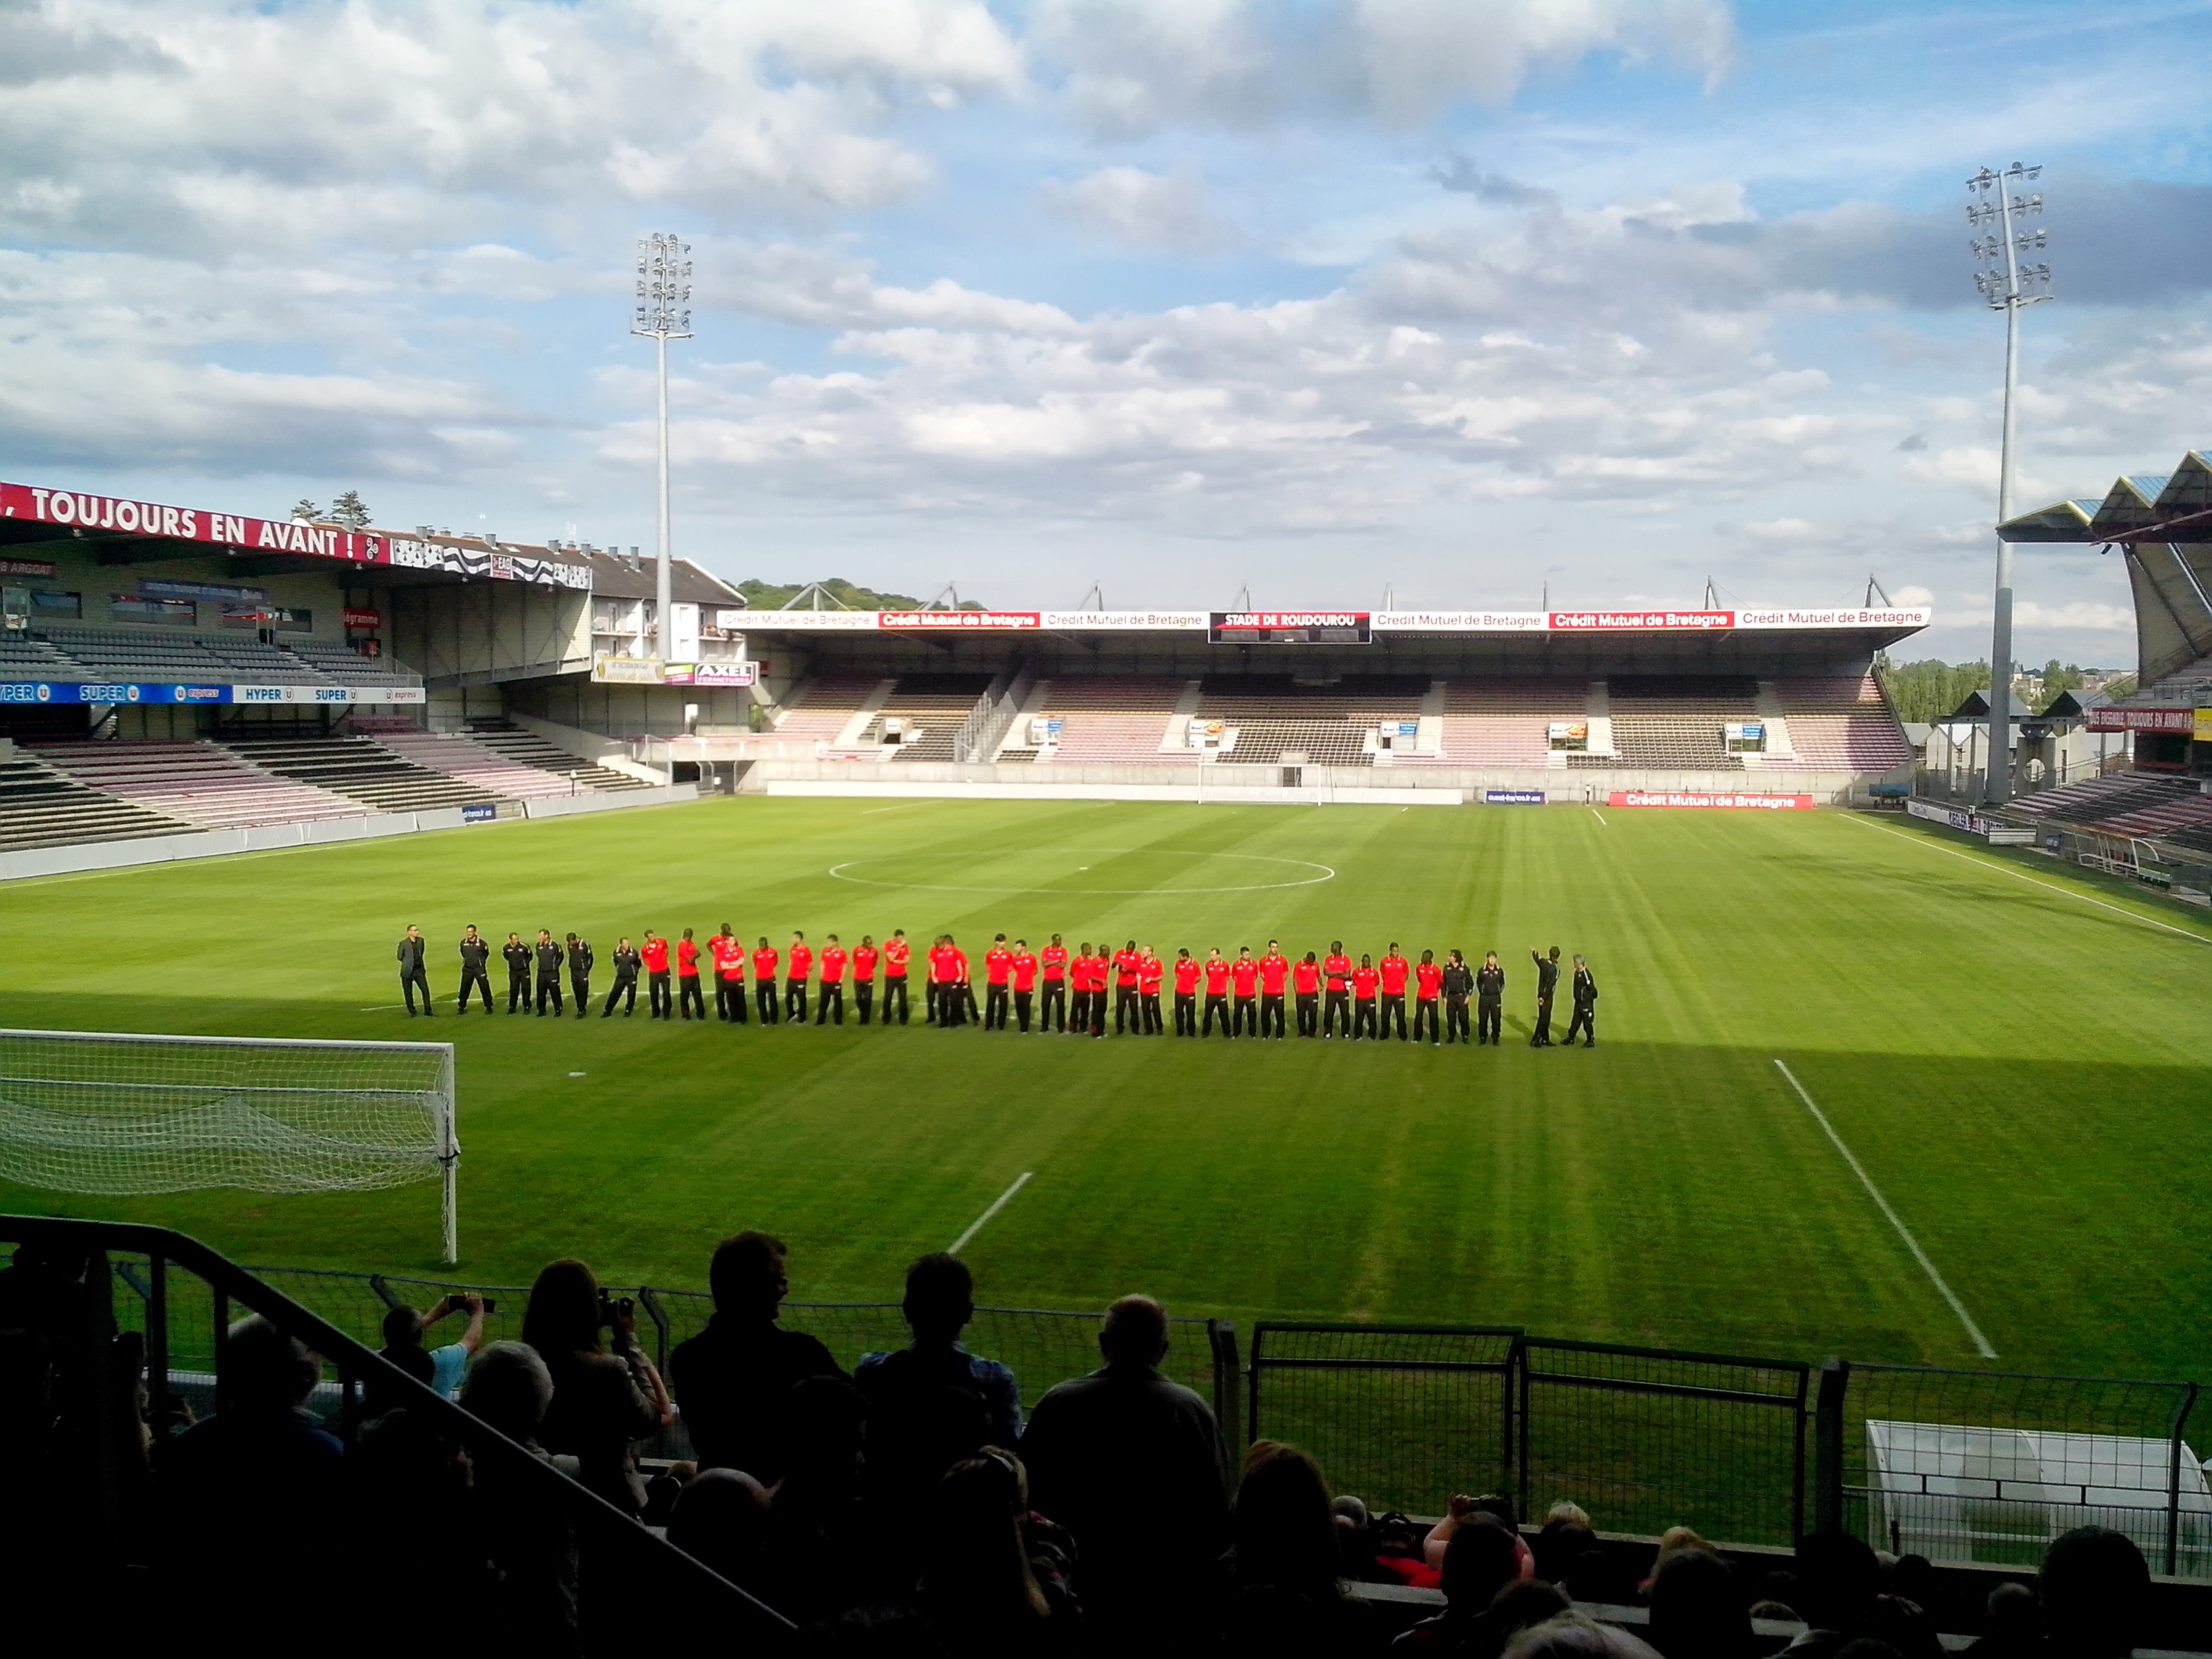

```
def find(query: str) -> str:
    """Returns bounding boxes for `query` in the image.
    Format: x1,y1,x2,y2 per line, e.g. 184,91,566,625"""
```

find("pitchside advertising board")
0,480,590,592
741,606,1931,635
1904,798,2039,843
0,682,426,705
1610,792,1816,809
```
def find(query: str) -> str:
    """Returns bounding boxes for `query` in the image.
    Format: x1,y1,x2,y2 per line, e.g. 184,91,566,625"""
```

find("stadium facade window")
109,593,196,625
23,589,83,620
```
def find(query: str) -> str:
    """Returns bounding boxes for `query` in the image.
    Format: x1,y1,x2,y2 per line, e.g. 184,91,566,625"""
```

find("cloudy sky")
5,0,2208,665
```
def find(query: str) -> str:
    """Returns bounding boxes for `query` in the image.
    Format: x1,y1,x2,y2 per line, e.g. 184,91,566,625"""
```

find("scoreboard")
1208,610,1372,645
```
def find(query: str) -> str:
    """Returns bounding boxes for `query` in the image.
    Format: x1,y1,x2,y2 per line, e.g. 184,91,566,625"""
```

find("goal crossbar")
0,1027,459,1263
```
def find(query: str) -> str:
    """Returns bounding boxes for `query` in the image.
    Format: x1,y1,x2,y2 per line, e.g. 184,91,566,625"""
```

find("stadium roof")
2000,451,2212,544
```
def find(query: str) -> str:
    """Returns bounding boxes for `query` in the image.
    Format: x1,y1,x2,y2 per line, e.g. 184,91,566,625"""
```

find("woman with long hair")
1219,1441,1352,1655
919,1448,1074,1652
520,1258,670,1515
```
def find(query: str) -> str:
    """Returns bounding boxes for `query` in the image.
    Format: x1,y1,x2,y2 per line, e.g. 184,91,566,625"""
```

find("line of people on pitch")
398,924,1597,1046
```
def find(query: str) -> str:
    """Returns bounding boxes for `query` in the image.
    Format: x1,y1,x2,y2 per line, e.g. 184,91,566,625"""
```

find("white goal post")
0,1029,459,1263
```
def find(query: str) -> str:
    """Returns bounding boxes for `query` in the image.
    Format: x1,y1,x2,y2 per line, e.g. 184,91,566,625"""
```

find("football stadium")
3,459,2210,1647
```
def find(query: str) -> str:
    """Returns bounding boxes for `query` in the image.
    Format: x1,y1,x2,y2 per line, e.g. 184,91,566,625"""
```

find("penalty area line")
949,1170,1033,1253
1773,1059,1996,1359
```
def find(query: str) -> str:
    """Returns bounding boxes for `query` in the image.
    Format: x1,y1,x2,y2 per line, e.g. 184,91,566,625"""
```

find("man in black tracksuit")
602,937,641,1017
567,933,593,1019
502,933,531,1013
1442,950,1473,1044
397,926,432,1017
1565,954,1597,1048
1475,951,1504,1045
455,925,491,1014
534,930,565,1016
1529,945,1559,1048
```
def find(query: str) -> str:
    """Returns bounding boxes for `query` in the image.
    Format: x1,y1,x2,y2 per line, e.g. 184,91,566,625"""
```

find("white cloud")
1040,167,1237,252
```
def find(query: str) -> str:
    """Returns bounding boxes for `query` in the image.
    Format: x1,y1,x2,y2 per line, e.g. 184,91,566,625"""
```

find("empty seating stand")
1572,675,1755,771
867,675,995,762
26,739,367,830
0,751,192,851
1020,677,1193,764
1777,676,1913,771
1398,679,1581,767
369,730,592,801
1194,676,1433,767
462,720,644,791
220,735,505,815
769,677,886,746
2013,773,2198,827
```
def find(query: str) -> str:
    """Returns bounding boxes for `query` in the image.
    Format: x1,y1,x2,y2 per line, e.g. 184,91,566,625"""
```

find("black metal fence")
94,1258,2212,1579
1824,1361,2206,1578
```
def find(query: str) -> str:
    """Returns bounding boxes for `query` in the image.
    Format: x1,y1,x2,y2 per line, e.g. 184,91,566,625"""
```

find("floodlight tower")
1967,163,2049,803
632,233,693,662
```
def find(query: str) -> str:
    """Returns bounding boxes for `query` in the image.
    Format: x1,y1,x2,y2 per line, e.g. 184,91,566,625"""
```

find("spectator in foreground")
668,1467,775,1600
762,1374,874,1622
917,1450,1069,1651
1505,1614,1663,1659
1021,1294,1229,1645
855,1252,1021,1512
1218,1440,1355,1654
1427,1492,1533,1577
367,1291,486,1414
1394,1513,1525,1652
521,1258,669,1515
2039,1525,2150,1659
1783,1532,1940,1659
1646,1544,1753,1659
463,1340,578,1649
668,1231,844,1483
1961,1582,2041,1659
1534,1502,1600,1598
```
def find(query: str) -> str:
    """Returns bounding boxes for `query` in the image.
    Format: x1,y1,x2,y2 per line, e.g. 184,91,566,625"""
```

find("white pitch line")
1841,812,2212,948
862,800,941,816
949,1171,1033,1253
1591,810,1607,825
1774,1059,1996,1359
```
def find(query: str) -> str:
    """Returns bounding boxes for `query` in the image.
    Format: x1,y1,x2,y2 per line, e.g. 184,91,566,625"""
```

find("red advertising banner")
878,611,1042,630
1609,790,1816,809
2084,706,2194,733
1,480,384,565
0,556,59,577
1552,610,1735,630
342,608,382,629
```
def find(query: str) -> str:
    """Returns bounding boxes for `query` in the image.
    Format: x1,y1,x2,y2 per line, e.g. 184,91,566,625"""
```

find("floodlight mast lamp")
1967,163,2049,804
632,233,693,663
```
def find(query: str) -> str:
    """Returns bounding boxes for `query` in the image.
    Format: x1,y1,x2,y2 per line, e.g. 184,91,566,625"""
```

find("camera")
443,1292,495,1314
597,1292,634,1328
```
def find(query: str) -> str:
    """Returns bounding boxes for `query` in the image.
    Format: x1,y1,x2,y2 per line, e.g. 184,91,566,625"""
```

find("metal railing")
5,1215,794,1646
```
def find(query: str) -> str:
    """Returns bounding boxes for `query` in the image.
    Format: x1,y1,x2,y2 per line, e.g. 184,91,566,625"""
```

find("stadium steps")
1027,676,1197,763
1571,712,1745,770
0,633,80,675
0,753,195,851
461,720,647,791
1204,706,1376,766
217,735,506,814
1776,676,1913,771
35,627,233,682
2011,773,2198,827
24,739,369,830
1394,678,1582,766
770,676,892,747
2091,795,2212,840
866,675,996,762
369,729,592,800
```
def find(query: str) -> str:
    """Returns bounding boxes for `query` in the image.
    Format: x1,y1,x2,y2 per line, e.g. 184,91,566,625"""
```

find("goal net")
0,1029,459,1262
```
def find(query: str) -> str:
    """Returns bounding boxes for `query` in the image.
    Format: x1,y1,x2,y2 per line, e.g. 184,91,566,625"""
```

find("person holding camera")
368,1291,489,1415
521,1258,671,1515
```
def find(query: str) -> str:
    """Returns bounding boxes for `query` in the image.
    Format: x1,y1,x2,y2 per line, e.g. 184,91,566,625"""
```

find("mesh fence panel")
1248,1325,1520,1513
0,1029,451,1195
1837,1365,2207,1578
1519,1340,1809,1546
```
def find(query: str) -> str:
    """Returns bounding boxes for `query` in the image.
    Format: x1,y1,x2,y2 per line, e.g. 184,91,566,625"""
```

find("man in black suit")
1565,953,1597,1048
396,925,432,1017
1529,945,1560,1047
567,933,593,1019
1475,951,1504,1045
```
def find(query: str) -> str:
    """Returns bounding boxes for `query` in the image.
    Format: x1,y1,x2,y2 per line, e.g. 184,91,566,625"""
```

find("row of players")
394,925,1600,1046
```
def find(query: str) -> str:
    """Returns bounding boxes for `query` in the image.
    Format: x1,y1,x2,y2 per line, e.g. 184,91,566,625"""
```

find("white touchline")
1591,810,1607,825
949,1171,1033,1253
1774,1059,1996,1359
1842,813,2212,948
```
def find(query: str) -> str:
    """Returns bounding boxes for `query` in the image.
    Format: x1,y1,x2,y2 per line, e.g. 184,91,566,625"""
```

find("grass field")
3,795,2209,1386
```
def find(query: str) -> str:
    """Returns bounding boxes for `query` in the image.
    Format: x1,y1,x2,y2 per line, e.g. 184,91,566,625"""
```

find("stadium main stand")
767,675,890,747
867,673,998,762
368,727,600,802
26,739,369,830
1015,676,1195,763
461,719,649,791
1404,678,1586,767
219,733,504,815
1776,676,1914,773
1571,675,1755,771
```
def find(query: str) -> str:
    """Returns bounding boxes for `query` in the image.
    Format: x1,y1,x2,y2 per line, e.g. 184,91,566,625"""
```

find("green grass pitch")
3,796,2209,1385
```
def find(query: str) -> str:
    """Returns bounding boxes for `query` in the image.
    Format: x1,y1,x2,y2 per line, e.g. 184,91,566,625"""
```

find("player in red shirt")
784,931,813,1024
1413,948,1443,1046
751,937,779,1024
1229,947,1260,1038
1322,940,1353,1039
1009,939,1038,1031
983,933,1015,1030
1040,934,1068,1033
1067,941,1094,1036
925,935,954,1026
946,937,976,1030
1292,950,1322,1036
1378,943,1410,1042
815,934,848,1025
853,935,880,1025
642,930,672,1020
882,929,910,1025
1351,954,1380,1040
1201,949,1232,1038
711,924,747,1023
1138,947,1164,1033
1107,939,1136,1035
676,926,705,1021
1170,948,1200,1036
1256,940,1289,1039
